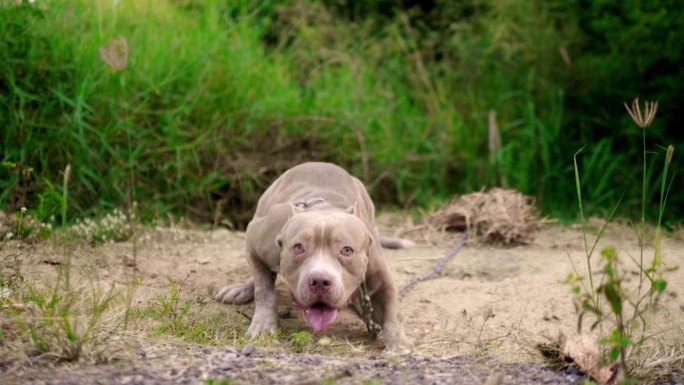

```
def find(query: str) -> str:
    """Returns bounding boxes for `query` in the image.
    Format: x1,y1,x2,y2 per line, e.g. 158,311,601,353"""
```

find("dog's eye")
340,246,354,257
293,243,305,255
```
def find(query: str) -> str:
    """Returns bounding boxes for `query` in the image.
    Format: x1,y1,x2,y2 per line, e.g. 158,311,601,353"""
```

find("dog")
215,162,411,351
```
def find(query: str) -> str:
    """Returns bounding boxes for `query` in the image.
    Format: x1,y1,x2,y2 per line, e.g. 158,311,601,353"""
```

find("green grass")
289,330,313,353
0,0,680,226
563,99,679,383
132,274,256,346
0,254,124,362
203,380,234,385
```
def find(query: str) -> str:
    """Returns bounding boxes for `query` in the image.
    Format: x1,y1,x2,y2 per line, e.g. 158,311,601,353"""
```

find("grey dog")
215,162,411,351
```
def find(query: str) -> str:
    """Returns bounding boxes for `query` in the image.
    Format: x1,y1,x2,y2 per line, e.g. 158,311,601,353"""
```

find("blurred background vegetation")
1,0,681,228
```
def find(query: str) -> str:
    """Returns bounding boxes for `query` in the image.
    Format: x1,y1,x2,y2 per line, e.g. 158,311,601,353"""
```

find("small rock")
484,372,503,385
318,337,332,346
121,255,136,267
211,229,232,242
241,344,255,356
214,364,234,372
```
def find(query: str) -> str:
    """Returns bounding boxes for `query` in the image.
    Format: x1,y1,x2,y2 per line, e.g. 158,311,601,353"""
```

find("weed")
289,330,313,353
134,274,247,345
362,380,382,385
68,209,132,245
477,308,496,342
61,164,71,228
565,98,678,383
0,209,53,241
0,253,23,298
0,215,135,362
142,274,196,337
1,269,124,362
203,379,234,385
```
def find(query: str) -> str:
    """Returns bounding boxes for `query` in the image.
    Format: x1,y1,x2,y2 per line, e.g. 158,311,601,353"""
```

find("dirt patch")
1,218,683,384
2,342,584,385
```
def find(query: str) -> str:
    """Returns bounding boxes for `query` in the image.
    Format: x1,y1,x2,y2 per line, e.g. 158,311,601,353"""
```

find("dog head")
275,204,371,332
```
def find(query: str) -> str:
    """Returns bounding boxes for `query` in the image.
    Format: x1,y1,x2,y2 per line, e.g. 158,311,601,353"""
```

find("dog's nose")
309,275,333,294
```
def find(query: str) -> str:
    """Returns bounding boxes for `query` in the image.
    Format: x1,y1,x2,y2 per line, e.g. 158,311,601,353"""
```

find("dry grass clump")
539,331,684,385
403,188,544,245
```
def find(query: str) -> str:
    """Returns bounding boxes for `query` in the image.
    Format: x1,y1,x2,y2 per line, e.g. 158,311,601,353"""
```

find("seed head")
624,97,658,129
99,37,129,72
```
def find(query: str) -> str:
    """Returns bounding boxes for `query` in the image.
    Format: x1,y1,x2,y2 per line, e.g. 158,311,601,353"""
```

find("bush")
1,0,681,225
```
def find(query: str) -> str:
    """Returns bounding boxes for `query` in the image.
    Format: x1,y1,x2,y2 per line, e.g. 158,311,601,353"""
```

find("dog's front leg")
247,253,278,337
371,283,411,352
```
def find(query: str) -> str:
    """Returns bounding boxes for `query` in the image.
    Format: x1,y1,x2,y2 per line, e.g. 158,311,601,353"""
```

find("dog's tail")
379,236,415,249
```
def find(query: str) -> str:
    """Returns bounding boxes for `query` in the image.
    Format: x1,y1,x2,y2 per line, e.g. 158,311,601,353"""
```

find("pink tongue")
304,305,338,332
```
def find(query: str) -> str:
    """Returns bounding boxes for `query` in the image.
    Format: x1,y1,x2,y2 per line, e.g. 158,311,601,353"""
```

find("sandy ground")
1,216,683,384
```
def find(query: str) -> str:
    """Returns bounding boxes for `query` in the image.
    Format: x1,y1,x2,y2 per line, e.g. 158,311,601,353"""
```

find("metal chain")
291,197,467,334
358,229,468,336
398,229,468,298
359,280,382,338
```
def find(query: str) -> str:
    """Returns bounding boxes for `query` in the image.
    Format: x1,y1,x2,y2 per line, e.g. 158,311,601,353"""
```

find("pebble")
241,344,255,356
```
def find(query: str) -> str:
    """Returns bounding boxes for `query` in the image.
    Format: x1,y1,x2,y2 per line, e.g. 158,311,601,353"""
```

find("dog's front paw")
247,311,278,338
215,280,254,304
383,323,412,354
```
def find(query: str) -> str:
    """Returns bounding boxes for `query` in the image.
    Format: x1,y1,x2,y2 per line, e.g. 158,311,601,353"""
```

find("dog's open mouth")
293,300,338,332
304,302,338,332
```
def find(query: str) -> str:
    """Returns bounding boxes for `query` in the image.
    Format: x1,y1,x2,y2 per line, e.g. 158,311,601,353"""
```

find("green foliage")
0,0,681,224
138,276,200,340
566,101,677,380
0,253,23,292
68,209,132,245
2,271,121,362
203,380,234,385
135,275,246,345
362,381,382,385
289,330,313,352
0,209,53,241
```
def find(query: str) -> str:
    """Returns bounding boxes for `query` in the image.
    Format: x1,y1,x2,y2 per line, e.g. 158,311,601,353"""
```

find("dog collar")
293,197,326,209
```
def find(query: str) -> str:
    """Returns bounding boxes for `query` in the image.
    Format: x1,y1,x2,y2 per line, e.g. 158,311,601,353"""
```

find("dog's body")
216,162,410,351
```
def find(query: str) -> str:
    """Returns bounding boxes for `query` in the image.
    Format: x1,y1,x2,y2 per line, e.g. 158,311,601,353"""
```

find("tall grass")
565,99,678,383
0,0,677,225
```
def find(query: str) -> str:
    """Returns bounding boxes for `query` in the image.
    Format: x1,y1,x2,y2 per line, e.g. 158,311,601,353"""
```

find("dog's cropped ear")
345,202,362,218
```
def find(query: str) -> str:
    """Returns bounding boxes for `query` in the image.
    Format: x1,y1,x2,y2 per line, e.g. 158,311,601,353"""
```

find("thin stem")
62,164,71,227
641,128,646,225
573,145,593,291
639,129,646,303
